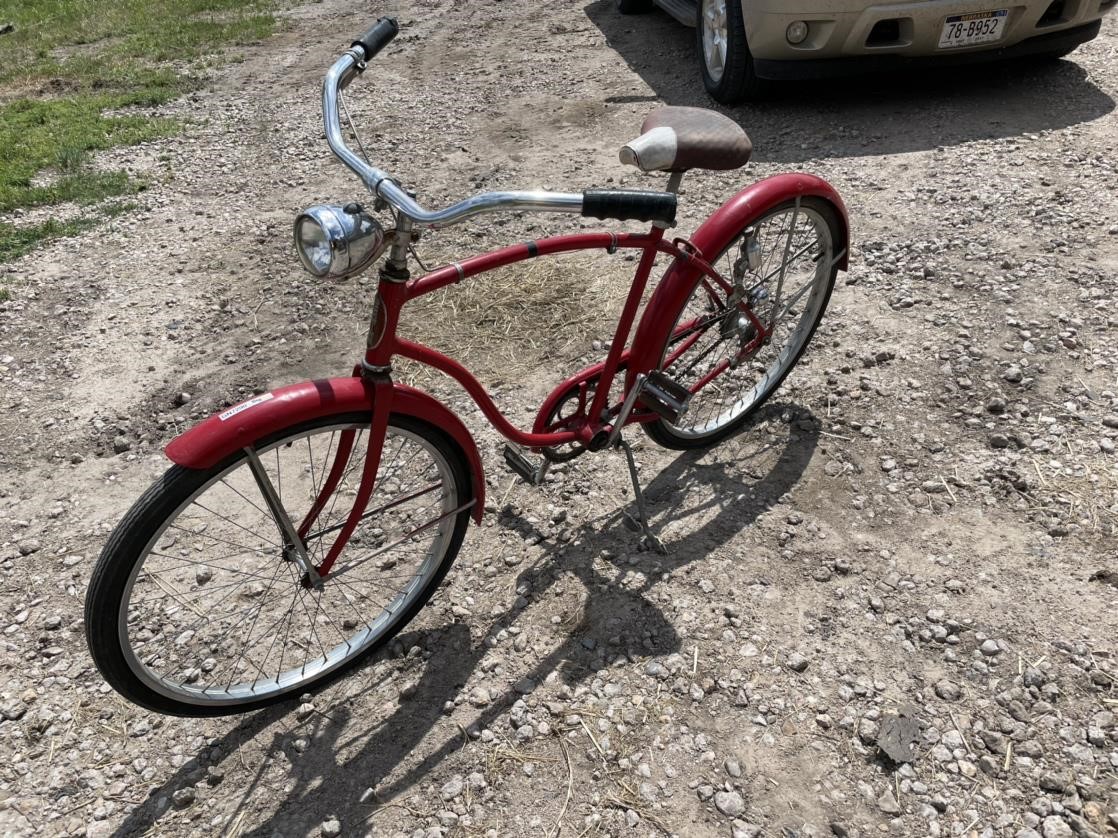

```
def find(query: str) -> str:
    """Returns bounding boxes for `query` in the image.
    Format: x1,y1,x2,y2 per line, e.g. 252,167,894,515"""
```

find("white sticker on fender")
218,393,274,421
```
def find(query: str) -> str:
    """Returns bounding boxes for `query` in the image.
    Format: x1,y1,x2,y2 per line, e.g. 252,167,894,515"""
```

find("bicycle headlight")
294,204,387,279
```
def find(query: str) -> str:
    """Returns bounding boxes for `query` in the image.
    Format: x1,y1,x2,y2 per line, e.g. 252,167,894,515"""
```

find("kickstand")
618,435,667,554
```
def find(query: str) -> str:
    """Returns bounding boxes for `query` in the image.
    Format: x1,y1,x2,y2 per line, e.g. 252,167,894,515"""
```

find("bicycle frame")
375,227,733,450
166,171,848,578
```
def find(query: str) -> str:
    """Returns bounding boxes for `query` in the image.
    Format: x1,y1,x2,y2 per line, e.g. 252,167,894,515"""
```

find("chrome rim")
118,421,460,707
662,205,833,439
702,0,729,83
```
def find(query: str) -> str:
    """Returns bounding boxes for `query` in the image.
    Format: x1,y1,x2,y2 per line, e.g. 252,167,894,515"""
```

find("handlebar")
322,20,675,231
351,17,399,62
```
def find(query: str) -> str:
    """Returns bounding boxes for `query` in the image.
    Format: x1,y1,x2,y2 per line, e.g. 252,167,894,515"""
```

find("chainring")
537,377,599,462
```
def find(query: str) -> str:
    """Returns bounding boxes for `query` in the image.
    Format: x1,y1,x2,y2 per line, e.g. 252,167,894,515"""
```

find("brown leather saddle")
620,106,752,173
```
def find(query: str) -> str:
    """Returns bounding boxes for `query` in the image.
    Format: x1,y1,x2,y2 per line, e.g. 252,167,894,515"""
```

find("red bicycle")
85,18,848,715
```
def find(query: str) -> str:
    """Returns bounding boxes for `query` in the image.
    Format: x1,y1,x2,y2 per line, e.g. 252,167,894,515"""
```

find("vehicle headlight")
293,204,387,279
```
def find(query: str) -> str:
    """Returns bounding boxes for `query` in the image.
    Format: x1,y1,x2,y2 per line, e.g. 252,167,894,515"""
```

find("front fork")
299,374,394,582
295,250,411,581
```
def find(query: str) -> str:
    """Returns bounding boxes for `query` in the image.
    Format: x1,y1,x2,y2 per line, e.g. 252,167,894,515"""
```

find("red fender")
164,378,485,523
629,173,849,377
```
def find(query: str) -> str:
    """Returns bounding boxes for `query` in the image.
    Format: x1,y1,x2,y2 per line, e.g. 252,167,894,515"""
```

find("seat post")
665,171,684,194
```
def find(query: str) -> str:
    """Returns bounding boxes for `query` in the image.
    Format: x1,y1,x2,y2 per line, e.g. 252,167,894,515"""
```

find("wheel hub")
702,0,729,82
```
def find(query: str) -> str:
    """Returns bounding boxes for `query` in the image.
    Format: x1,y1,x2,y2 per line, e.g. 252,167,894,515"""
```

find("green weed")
0,0,283,268
0,216,98,262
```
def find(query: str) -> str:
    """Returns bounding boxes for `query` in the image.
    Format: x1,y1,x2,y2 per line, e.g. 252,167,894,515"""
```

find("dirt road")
1,2,1116,836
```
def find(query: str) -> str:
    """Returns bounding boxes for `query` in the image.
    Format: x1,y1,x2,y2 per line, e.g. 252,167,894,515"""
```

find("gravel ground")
1,2,1117,837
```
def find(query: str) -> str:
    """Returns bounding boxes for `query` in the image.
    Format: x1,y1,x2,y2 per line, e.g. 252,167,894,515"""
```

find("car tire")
696,0,768,104
618,0,653,13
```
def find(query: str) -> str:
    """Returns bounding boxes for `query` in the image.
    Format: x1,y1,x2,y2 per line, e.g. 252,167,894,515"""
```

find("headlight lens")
293,204,387,279
295,215,333,276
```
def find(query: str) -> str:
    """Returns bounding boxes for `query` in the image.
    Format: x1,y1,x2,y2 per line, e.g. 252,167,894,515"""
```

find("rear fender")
165,378,485,523
629,173,849,377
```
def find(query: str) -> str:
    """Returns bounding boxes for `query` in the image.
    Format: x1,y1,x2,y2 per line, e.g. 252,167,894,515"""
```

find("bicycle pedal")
638,370,692,424
502,444,549,486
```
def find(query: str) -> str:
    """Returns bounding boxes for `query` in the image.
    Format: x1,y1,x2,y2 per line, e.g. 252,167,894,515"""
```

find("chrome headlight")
293,204,387,279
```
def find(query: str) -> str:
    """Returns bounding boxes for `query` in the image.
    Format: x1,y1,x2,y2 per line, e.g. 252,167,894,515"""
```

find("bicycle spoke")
301,590,330,677
192,500,281,548
306,436,321,503
131,576,280,607
222,553,290,691
746,239,817,296
144,551,276,579
217,477,276,529
771,275,816,328
306,482,443,542
275,446,282,508
330,569,411,612
164,523,274,557
329,503,457,581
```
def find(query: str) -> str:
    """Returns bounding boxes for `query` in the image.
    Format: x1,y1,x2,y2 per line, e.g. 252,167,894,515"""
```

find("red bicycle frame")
381,228,700,448
165,173,849,578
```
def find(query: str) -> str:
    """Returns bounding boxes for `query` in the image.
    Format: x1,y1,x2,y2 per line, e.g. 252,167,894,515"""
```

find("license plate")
938,9,1008,49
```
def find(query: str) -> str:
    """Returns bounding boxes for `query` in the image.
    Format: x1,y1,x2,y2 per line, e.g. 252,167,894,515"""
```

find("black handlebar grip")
581,190,677,226
352,17,399,62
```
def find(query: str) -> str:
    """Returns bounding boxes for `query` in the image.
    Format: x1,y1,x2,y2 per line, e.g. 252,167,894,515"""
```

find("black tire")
644,197,842,450
618,0,654,13
85,412,474,716
696,0,768,104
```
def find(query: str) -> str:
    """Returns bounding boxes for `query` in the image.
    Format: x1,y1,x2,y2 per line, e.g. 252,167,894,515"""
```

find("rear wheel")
85,413,473,716
644,197,842,450
697,0,767,104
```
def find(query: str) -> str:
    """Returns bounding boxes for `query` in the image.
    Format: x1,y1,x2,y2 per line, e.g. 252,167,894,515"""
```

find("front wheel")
697,0,767,104
644,197,842,450
85,412,474,716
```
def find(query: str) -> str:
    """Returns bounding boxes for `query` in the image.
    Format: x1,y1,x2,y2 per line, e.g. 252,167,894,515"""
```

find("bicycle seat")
619,107,752,174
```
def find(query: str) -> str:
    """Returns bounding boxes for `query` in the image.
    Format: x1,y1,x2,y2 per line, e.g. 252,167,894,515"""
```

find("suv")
620,0,1115,103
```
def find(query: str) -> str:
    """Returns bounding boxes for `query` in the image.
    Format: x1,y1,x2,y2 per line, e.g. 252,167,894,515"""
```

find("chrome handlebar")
323,50,584,230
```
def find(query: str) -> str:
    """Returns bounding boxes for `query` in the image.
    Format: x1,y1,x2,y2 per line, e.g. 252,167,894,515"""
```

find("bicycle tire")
644,197,841,450
85,412,473,716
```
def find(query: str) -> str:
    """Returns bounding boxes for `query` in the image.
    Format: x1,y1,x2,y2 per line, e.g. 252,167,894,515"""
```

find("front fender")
629,173,849,377
165,378,485,523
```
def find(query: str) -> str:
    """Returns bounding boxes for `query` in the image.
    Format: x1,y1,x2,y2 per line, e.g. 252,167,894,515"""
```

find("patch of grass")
0,2,279,90
0,0,283,266
100,199,137,218
0,95,173,212
0,216,98,262
0,199,140,262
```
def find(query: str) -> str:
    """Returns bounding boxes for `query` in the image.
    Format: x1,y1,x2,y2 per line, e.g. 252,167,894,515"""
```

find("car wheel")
696,0,767,104
618,0,653,13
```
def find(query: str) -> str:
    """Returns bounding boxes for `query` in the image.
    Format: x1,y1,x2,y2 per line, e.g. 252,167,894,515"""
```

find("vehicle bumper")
743,0,1113,65
753,18,1102,79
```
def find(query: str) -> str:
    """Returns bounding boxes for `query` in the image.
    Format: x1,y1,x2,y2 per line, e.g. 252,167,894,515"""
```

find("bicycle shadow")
583,0,1116,162
110,403,821,837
